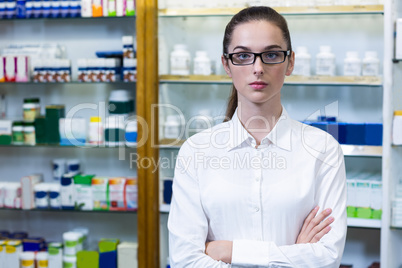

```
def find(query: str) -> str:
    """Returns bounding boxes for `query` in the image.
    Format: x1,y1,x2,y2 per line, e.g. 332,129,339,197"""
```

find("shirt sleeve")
231,142,347,268
168,141,232,268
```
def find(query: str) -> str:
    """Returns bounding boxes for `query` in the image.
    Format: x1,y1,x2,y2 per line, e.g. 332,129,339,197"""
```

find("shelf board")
161,205,381,228
0,15,135,23
0,143,137,149
347,218,381,229
160,204,170,213
159,5,384,17
159,140,382,157
341,145,382,157
0,207,137,214
159,75,382,87
0,81,136,85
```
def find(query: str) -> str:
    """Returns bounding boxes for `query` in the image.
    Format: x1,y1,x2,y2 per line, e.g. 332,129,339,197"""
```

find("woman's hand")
205,240,233,264
296,206,334,244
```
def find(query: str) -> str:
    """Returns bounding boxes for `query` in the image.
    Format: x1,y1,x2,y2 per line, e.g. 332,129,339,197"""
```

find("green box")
347,206,357,218
99,239,120,253
372,209,382,219
356,207,372,219
45,105,65,144
34,116,46,144
77,251,99,268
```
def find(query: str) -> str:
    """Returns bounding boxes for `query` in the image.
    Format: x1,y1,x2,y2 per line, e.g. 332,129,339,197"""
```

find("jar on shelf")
170,44,191,75
293,46,311,76
88,116,104,145
362,51,380,76
23,98,40,122
12,121,24,145
23,121,36,145
343,51,362,76
316,45,336,76
193,51,212,76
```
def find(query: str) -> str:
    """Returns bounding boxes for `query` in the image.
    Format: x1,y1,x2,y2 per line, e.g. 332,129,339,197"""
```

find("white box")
21,174,43,210
117,242,138,268
396,18,402,59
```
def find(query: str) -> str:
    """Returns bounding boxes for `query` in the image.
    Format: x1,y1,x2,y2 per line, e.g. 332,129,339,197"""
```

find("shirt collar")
227,107,292,152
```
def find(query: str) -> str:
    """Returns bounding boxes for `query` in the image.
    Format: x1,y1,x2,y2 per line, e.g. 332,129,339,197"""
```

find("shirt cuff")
231,239,269,267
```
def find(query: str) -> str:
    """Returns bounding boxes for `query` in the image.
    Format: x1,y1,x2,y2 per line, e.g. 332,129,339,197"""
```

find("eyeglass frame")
223,50,291,65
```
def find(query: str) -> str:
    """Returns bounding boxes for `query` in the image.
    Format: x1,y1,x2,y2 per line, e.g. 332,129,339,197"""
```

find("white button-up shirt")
168,107,347,268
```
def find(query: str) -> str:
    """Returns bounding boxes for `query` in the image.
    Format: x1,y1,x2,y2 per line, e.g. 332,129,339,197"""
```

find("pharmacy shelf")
162,204,381,229
0,15,135,23
159,5,384,17
160,204,170,213
159,140,382,157
0,144,137,149
341,145,382,157
0,81,136,85
347,218,381,229
159,75,382,87
0,207,137,213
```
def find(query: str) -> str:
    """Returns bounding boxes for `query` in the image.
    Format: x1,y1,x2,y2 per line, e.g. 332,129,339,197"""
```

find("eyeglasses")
223,50,291,65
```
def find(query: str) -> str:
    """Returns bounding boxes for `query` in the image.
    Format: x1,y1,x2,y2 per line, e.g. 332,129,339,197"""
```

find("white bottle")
362,51,380,76
316,46,336,76
393,111,402,145
315,0,333,5
170,44,191,76
164,115,182,139
343,51,361,76
88,116,103,145
81,0,92,17
293,46,311,76
193,51,212,75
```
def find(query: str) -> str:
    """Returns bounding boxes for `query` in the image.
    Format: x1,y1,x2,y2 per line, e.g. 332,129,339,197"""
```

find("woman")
168,6,346,267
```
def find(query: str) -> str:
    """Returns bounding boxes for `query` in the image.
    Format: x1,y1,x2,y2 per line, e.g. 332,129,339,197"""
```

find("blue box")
163,179,173,204
327,122,347,144
365,123,383,146
345,123,366,145
311,122,328,132
99,251,117,268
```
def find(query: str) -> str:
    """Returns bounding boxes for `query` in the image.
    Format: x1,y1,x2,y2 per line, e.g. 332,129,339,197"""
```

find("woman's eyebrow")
232,44,283,52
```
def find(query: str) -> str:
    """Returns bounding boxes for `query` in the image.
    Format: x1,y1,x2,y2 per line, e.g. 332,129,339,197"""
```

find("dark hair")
223,6,292,121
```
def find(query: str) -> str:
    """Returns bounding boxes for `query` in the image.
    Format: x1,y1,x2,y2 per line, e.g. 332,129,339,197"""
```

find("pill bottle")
123,58,137,82
315,0,333,5
293,46,311,76
316,45,336,76
63,232,80,256
393,111,402,145
109,89,135,117
343,51,361,76
66,159,81,175
164,115,183,140
88,116,104,145
362,51,380,76
12,121,24,145
104,115,126,147
48,183,61,209
48,242,63,267
193,51,212,75
36,251,49,268
20,251,35,268
125,119,137,146
34,183,49,209
170,44,191,75
23,121,36,145
123,36,135,59
23,98,40,122
63,255,77,268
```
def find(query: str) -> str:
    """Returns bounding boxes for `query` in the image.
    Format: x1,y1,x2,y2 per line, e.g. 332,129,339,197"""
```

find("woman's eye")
264,52,279,60
236,53,252,60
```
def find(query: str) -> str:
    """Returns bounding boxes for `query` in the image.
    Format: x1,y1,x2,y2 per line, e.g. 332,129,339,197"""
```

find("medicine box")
125,178,137,211
117,242,138,268
21,174,43,210
109,177,126,211
92,177,109,210
0,120,12,145
396,18,402,59
365,123,383,146
345,123,366,145
74,175,95,210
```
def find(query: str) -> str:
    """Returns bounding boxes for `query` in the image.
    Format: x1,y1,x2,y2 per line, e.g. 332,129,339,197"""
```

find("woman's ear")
221,55,232,78
285,51,295,76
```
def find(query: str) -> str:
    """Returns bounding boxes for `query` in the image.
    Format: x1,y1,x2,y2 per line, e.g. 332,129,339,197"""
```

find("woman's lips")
249,81,268,90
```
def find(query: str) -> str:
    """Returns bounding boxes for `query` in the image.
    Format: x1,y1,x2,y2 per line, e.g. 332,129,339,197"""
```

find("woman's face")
222,20,294,107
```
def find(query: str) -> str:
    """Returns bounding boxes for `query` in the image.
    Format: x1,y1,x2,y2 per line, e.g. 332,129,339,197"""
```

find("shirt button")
255,177,260,182
255,207,260,212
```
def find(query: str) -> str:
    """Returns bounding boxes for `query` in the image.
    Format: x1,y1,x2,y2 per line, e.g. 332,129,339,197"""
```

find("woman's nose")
253,56,264,75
